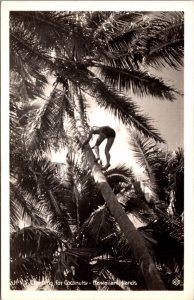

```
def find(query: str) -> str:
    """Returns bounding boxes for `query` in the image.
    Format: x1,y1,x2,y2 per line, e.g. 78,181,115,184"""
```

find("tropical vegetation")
9,11,184,290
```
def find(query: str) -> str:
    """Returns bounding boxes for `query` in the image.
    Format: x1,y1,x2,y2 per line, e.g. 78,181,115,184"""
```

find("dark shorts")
101,126,116,138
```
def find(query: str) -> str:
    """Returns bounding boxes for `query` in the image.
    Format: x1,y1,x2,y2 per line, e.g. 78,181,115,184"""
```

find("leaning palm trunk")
72,87,165,290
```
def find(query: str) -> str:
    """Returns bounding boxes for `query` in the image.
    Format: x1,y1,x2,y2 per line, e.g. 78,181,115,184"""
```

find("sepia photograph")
1,1,194,300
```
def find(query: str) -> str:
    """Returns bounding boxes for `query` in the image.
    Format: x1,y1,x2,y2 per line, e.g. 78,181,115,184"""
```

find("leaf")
98,64,178,100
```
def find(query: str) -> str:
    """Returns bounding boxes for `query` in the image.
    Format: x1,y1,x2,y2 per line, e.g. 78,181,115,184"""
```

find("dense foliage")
10,11,184,290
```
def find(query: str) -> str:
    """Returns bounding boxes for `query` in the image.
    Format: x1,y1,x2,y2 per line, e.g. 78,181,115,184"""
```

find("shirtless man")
82,126,116,170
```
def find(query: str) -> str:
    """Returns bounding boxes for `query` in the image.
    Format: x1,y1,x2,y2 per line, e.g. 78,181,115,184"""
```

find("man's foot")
102,163,110,170
94,158,102,165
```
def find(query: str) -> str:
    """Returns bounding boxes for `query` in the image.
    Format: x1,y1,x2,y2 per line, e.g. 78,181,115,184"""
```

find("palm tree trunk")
72,86,166,290
84,146,165,290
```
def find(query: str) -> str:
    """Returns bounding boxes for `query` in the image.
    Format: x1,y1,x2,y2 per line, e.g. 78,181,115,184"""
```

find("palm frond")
25,90,67,150
130,134,173,205
124,195,157,224
40,91,65,134
139,215,184,275
106,12,184,71
85,11,112,32
10,182,46,230
14,153,74,238
10,11,92,64
10,97,23,158
105,164,134,181
94,11,144,42
78,75,165,143
104,164,134,194
10,226,62,287
10,58,48,102
130,132,160,195
97,64,178,100
79,206,118,243
11,226,61,258
130,134,171,212
146,38,183,70
10,32,55,72
10,256,53,289
10,11,86,43
101,14,150,69
130,132,157,170
79,176,104,225
140,12,184,69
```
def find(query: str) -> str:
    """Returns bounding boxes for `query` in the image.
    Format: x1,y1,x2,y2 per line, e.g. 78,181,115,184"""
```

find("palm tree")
10,101,184,290
10,11,184,289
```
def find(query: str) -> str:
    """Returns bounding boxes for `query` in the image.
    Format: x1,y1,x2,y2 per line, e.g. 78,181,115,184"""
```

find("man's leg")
103,137,114,169
92,134,106,164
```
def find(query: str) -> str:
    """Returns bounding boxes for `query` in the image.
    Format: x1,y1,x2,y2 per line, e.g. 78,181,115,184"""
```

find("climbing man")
82,126,116,170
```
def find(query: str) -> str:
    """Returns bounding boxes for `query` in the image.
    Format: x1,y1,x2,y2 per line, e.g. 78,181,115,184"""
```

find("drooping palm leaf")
78,206,117,243
106,12,184,71
139,215,183,271
10,226,62,258
10,32,55,71
10,11,87,44
10,226,62,288
15,153,74,238
145,12,184,70
76,89,90,131
97,64,178,100
105,164,134,183
10,57,48,102
78,74,165,142
25,90,66,150
10,257,53,290
146,38,184,70
130,132,161,194
10,182,47,231
94,11,144,42
130,132,176,209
